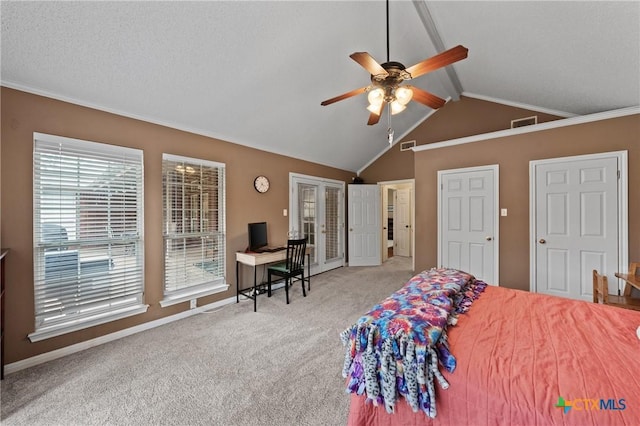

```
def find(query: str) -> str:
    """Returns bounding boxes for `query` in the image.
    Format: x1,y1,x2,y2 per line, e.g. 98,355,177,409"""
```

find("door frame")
289,172,346,275
529,150,628,293
437,164,500,284
379,179,415,271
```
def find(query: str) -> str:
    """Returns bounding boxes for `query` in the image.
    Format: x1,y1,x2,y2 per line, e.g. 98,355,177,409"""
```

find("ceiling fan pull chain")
387,107,394,145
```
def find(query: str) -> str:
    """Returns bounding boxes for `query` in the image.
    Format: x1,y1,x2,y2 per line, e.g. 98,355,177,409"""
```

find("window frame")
29,132,148,342
160,153,228,307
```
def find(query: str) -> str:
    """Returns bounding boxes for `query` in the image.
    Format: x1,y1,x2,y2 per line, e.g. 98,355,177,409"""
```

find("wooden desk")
236,249,310,312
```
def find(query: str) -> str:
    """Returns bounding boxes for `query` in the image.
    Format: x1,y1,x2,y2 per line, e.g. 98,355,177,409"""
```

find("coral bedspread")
347,285,640,426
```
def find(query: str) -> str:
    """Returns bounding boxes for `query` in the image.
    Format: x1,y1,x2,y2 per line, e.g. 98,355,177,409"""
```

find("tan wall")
360,96,562,183
0,87,355,364
414,114,640,291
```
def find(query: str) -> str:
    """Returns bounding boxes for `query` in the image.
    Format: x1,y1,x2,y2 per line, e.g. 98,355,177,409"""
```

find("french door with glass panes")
289,173,345,275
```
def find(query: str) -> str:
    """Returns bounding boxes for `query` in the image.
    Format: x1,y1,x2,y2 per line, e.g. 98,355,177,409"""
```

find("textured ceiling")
2,1,639,172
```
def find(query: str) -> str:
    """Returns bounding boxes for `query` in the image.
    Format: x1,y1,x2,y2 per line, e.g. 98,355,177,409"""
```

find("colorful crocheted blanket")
340,268,487,418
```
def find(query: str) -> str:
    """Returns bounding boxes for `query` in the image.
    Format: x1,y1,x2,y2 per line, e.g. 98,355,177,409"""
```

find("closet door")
438,165,498,284
531,154,621,300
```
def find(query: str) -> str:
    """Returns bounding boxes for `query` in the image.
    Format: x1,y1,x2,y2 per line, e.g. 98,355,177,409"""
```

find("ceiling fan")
320,1,468,126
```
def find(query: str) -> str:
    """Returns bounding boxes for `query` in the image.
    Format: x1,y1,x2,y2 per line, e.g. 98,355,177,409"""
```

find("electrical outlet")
190,299,197,309
283,208,287,217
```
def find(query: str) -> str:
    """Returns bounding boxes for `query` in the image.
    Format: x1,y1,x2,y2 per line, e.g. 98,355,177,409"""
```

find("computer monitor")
248,222,268,252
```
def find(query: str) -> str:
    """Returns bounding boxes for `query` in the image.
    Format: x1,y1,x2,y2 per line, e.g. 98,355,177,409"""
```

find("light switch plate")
501,208,508,217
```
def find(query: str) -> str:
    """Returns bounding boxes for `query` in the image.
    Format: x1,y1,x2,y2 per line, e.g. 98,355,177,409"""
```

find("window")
161,154,227,306
298,184,317,264
31,133,146,342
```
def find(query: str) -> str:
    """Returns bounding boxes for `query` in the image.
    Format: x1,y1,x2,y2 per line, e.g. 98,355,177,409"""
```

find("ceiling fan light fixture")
319,0,468,127
367,88,385,106
390,100,406,115
367,103,381,114
395,86,413,105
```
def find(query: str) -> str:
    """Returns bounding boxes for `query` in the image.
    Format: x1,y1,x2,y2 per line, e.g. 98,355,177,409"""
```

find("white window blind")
161,154,227,306
324,186,341,261
31,133,146,341
298,183,317,265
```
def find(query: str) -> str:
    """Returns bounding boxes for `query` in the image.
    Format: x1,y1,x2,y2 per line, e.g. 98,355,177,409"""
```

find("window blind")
162,154,226,302
297,183,317,265
32,133,145,337
324,186,342,261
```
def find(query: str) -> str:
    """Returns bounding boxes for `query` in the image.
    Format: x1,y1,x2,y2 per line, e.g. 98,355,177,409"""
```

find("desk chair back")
267,238,307,305
285,238,307,275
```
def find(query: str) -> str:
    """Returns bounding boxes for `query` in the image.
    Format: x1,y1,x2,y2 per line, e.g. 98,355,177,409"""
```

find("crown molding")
462,92,576,118
1,81,352,172
413,106,639,153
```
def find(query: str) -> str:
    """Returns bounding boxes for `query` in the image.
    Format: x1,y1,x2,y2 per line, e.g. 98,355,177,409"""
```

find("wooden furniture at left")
594,269,640,311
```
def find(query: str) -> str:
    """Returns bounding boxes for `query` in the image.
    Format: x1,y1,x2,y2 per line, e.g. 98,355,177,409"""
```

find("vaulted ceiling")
2,1,639,172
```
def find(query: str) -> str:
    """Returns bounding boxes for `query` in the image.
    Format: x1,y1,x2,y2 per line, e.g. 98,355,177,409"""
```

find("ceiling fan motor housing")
371,61,412,102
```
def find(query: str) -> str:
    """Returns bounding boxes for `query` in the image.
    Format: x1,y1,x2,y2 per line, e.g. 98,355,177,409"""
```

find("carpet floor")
1,256,414,426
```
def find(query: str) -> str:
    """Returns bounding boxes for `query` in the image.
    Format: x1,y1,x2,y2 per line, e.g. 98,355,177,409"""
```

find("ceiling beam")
412,0,464,100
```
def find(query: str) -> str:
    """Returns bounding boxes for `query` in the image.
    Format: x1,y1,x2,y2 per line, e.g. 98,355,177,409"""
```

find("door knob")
539,239,546,244
486,236,492,241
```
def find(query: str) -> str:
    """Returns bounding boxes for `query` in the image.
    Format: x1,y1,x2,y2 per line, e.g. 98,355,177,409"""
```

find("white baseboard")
4,296,237,376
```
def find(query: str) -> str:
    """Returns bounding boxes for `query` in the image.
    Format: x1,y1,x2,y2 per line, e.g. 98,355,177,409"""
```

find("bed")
342,268,640,426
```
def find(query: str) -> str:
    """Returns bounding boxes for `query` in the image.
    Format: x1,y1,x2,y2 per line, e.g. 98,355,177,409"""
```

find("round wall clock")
254,175,270,193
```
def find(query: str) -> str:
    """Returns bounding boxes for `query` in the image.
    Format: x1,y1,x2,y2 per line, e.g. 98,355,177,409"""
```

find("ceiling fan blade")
367,102,385,126
321,87,368,106
405,45,468,79
411,87,447,109
350,52,389,77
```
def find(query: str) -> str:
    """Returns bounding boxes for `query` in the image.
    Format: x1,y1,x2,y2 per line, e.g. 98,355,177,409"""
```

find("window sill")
159,283,230,308
28,304,149,343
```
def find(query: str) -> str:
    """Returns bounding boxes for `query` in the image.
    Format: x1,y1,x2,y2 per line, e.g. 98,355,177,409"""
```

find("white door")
394,188,411,257
532,156,619,300
290,174,345,275
439,166,498,284
348,184,381,266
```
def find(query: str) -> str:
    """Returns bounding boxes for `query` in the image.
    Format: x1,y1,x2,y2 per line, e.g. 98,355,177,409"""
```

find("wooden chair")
593,269,640,311
267,238,307,304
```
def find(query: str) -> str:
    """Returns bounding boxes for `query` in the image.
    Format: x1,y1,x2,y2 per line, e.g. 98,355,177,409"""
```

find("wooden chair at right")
593,269,640,311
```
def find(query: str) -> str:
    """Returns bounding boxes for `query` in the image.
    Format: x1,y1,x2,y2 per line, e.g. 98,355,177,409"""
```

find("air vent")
400,140,416,151
511,116,538,129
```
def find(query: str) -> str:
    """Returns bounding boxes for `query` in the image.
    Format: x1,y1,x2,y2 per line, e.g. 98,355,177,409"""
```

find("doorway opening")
379,180,414,269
